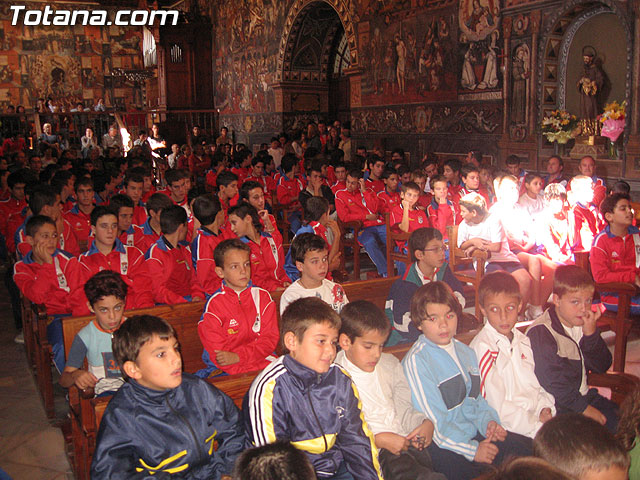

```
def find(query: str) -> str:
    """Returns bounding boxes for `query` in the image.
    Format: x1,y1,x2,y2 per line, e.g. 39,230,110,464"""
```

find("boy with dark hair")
64,176,95,246
60,270,128,395
14,215,87,368
470,272,555,438
109,193,138,247
391,181,429,238
459,163,490,206
377,168,400,214
145,205,203,304
245,297,384,480
280,233,348,314
123,171,147,226
276,153,304,233
233,441,317,480
443,158,462,198
591,193,640,314
80,206,154,312
426,174,459,243
216,170,239,215
91,314,246,479
335,168,388,277
526,265,618,432
198,238,278,376
505,155,526,193
191,194,226,296
51,169,76,211
244,154,276,195
240,180,279,236
330,161,347,194
231,149,252,184
1,169,29,249
165,168,190,213
534,413,629,479
517,172,544,218
365,154,386,193
410,170,432,210
136,192,173,253
299,162,335,211
336,300,445,480
403,282,532,480
385,227,464,345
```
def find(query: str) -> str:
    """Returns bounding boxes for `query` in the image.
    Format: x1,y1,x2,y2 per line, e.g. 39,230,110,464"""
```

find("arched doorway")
274,0,358,130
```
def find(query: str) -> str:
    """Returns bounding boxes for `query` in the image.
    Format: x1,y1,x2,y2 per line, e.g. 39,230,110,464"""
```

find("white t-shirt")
518,193,545,219
279,278,349,315
457,214,519,263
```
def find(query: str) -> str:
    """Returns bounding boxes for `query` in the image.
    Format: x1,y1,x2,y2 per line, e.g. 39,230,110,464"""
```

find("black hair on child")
165,168,188,186
400,181,420,195
280,297,341,351
429,174,447,190
411,281,462,328
90,205,118,226
84,270,128,307
505,154,521,166
478,272,521,308
444,158,461,173
611,180,631,195
303,197,329,223
524,172,542,185
112,315,176,380
250,155,265,167
74,176,94,191
160,205,188,235
188,185,207,205
533,413,629,479
109,193,134,214
213,238,250,270
192,194,221,225
216,170,238,190
124,171,144,187
600,193,631,223
339,300,390,342
347,168,362,179
367,154,384,169
290,233,326,264
239,181,264,203
381,168,397,180
408,227,443,262
480,457,573,480
460,163,479,180
281,153,299,174
146,192,174,214
28,185,57,215
8,169,29,189
25,214,56,237
50,170,73,193
232,441,317,480
228,203,263,232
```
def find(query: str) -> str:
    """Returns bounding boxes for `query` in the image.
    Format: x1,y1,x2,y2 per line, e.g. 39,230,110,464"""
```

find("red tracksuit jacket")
191,226,224,295
64,205,92,245
240,232,290,292
14,249,86,315
426,199,460,241
570,202,604,252
198,282,278,375
334,188,383,228
16,218,79,259
377,190,401,214
591,225,640,285
276,175,303,207
80,239,154,311
145,236,203,304
0,197,27,238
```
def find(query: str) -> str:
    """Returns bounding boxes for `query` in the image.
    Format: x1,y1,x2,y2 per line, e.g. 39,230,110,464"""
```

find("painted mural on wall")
0,3,142,111
213,0,288,115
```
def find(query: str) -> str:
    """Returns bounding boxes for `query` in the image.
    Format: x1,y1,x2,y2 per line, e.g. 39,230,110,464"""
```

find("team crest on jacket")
418,216,424,224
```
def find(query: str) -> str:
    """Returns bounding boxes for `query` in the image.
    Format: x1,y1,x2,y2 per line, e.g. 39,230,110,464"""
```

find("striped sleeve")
246,359,288,446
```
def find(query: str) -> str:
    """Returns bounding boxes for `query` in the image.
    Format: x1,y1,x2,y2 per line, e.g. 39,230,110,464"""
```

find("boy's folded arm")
528,326,590,413
579,330,612,373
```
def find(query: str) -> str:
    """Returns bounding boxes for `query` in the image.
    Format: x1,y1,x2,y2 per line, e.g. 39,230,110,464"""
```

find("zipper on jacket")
307,383,328,453
166,395,205,462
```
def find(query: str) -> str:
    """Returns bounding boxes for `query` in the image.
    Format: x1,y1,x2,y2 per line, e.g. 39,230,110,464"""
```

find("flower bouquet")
541,110,579,144
599,100,626,142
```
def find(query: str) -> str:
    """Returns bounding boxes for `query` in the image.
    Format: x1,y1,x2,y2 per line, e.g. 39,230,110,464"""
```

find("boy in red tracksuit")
64,177,95,247
590,193,640,314
13,215,87,370
410,171,433,211
198,238,278,376
331,161,347,194
335,169,388,277
365,155,386,193
124,171,148,227
390,182,429,251
145,205,204,304
0,169,28,245
459,164,491,207
191,194,226,296
276,153,304,234
427,174,460,243
79,206,154,313
569,175,604,252
136,193,173,254
244,155,277,196
231,149,252,186
377,168,401,214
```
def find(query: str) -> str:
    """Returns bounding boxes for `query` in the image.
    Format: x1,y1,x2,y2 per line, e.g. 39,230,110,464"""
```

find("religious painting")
510,43,530,125
458,30,502,98
458,0,499,42
27,54,82,102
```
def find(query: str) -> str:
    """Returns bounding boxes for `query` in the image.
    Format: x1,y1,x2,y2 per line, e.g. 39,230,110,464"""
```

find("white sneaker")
14,332,24,344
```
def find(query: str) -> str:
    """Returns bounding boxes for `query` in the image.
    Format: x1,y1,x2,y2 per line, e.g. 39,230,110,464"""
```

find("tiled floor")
0,265,73,480
0,266,638,480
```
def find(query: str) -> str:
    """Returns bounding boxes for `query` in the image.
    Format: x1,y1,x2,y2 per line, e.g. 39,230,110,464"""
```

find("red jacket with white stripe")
240,232,290,292
191,227,224,296
590,225,640,286
198,283,278,375
335,188,383,228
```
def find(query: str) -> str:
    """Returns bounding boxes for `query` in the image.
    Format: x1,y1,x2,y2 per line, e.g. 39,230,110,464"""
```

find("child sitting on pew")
145,205,203,304
336,300,445,480
80,206,154,312
534,413,629,480
191,194,226,296
386,227,464,345
244,297,384,480
91,314,246,479
60,270,128,396
470,272,555,438
280,233,348,314
390,181,429,255
526,264,619,432
136,192,173,254
14,215,87,371
403,281,532,480
198,238,278,376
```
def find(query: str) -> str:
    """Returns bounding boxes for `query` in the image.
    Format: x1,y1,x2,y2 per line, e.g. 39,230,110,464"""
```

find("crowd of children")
4,121,640,479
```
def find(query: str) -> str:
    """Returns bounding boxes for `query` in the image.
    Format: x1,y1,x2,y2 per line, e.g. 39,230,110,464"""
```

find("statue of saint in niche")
577,46,604,120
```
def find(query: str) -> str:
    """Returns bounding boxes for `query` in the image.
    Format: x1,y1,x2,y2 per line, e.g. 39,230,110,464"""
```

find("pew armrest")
588,371,640,405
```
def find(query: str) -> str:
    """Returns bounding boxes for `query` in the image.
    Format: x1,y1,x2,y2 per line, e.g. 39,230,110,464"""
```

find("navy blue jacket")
91,373,246,479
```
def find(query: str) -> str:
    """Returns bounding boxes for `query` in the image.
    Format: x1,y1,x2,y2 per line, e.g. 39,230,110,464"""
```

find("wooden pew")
63,276,396,479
